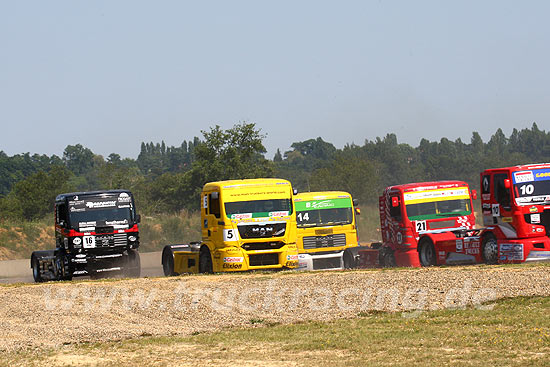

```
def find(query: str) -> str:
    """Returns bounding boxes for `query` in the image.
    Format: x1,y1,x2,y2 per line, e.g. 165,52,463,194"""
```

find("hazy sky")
1,1,549,159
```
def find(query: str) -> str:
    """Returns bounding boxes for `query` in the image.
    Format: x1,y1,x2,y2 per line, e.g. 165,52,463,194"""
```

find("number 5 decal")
415,220,427,232
223,229,238,241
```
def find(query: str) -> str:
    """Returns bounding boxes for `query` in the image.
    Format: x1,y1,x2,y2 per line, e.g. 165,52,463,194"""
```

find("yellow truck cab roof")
203,178,291,191
294,191,352,202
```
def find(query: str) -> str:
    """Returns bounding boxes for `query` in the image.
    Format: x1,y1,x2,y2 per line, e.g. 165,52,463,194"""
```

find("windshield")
224,199,292,219
406,199,471,221
512,169,550,205
403,187,471,221
68,193,135,229
295,197,353,228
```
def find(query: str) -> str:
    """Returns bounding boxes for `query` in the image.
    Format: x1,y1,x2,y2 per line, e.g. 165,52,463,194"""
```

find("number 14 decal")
415,220,427,232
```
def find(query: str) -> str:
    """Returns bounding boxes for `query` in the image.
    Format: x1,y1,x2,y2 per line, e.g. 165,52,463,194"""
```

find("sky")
1,0,549,159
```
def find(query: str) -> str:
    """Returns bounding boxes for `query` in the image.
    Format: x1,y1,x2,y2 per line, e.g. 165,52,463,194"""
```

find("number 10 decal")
415,220,427,232
223,229,238,241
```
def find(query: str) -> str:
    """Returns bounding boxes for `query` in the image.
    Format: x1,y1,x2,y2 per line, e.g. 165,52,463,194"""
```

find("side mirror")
471,189,478,200
504,179,511,189
135,214,141,224
391,197,399,207
211,192,219,199
353,199,359,207
293,188,298,195
59,220,66,228
355,207,361,216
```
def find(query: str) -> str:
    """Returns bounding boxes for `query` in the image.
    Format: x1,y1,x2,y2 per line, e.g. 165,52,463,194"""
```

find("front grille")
95,233,127,247
249,253,279,266
313,257,342,270
238,223,286,239
429,220,455,230
242,242,285,251
524,209,550,238
302,233,347,249
95,226,114,234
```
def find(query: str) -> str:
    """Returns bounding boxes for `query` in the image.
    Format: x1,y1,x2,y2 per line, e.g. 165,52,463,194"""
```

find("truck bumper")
296,252,344,271
497,238,550,263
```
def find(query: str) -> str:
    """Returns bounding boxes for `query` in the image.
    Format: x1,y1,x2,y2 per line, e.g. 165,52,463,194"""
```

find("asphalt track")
0,251,164,284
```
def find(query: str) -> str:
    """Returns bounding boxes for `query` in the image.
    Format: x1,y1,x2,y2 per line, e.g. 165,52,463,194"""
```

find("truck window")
481,175,490,194
57,204,68,225
209,192,221,218
493,173,511,209
389,196,402,221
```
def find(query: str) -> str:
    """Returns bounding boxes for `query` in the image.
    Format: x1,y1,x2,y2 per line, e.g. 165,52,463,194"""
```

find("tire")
378,246,396,267
199,246,213,274
124,249,141,278
418,239,436,267
482,234,498,265
343,249,356,269
55,253,72,281
32,256,44,283
162,248,177,276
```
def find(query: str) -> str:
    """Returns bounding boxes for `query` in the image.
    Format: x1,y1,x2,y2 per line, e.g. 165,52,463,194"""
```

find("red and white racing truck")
358,180,482,267
479,163,550,263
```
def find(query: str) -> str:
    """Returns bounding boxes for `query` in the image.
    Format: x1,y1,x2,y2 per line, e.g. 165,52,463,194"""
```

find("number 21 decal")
415,220,427,232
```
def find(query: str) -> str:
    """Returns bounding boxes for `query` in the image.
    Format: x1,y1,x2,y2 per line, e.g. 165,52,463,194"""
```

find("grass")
2,296,549,366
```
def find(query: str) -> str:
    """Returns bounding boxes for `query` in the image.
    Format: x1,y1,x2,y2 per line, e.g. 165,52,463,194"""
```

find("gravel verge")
1,264,549,351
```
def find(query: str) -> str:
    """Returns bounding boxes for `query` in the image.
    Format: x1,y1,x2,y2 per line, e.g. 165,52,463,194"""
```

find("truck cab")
360,181,478,267
31,190,141,282
294,191,359,270
162,178,299,274
480,163,550,263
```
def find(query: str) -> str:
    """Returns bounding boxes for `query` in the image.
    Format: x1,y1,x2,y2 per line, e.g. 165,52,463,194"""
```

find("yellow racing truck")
294,191,360,270
162,178,299,274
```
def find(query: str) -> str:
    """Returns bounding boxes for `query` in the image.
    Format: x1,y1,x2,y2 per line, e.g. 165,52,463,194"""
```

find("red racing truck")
358,181,480,267
480,163,550,263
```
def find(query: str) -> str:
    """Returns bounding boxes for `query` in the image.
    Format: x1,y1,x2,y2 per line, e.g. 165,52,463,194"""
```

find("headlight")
128,236,137,242
72,237,82,245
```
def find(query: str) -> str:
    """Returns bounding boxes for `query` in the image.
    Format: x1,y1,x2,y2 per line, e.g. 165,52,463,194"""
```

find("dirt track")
1,264,550,352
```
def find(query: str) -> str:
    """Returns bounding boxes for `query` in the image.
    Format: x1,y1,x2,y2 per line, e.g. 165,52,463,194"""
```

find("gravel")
1,265,550,351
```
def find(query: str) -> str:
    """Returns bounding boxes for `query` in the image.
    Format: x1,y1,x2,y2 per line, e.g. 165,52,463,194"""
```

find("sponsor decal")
530,207,538,213
118,192,131,203
482,193,491,201
285,261,298,267
403,187,469,204
231,213,253,220
269,211,289,217
106,219,129,226
531,213,541,224
513,171,534,183
287,254,298,261
223,263,243,269
223,257,243,263
502,217,513,223
85,201,117,209
537,227,544,233
500,243,524,261
456,240,463,251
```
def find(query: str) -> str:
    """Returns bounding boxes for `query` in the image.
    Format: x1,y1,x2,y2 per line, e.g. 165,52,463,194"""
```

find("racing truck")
31,190,141,282
294,191,360,270
161,178,299,275
358,181,480,267
479,163,550,263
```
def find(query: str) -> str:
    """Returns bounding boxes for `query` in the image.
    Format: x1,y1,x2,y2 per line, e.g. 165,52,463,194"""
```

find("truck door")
493,172,512,223
202,191,224,244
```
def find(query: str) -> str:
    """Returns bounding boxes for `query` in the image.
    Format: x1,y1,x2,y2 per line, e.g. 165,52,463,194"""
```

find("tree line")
1,122,549,220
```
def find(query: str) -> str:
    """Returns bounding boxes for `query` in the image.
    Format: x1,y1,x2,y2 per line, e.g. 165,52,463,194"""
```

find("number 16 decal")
415,220,427,232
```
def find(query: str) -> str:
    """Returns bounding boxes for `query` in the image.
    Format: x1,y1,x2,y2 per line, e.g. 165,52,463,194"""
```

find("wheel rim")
421,243,434,266
483,238,498,263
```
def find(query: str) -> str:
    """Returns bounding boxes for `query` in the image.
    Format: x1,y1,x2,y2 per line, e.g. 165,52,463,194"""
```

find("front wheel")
378,246,396,267
199,246,213,274
482,234,498,264
418,239,436,267
124,249,141,278
343,249,356,269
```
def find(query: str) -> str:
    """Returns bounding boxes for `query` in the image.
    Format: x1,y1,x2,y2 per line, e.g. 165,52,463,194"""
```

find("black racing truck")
31,190,141,282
